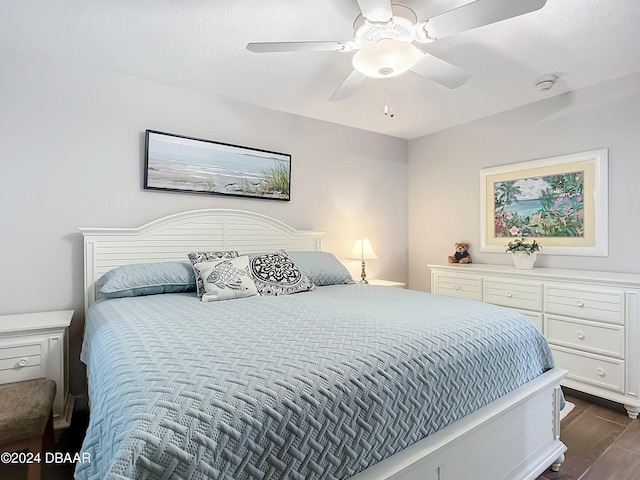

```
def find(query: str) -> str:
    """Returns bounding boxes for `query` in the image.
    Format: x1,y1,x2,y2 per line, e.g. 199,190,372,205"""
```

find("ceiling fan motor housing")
353,4,417,46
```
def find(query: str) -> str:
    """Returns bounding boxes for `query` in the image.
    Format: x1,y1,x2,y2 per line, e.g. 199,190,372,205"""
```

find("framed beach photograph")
144,130,291,201
480,149,608,256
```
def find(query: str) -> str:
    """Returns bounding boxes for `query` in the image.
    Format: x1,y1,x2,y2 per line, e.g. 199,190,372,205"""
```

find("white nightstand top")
0,310,73,334
367,279,406,288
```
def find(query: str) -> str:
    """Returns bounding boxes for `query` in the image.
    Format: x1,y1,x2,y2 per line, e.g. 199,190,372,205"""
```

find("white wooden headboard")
80,209,324,313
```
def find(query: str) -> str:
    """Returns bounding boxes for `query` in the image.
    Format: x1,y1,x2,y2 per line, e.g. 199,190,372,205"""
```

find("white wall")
408,72,640,292
0,51,408,399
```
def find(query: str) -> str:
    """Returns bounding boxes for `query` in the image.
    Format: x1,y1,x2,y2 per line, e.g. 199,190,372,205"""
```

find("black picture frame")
144,130,291,201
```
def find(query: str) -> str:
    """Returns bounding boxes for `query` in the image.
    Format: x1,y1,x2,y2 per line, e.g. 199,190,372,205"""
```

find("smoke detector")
535,74,558,92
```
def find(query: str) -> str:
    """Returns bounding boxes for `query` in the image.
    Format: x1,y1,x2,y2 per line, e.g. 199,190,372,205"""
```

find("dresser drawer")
0,337,47,384
515,310,543,332
485,279,542,311
545,315,624,358
552,347,624,393
436,275,482,301
544,285,625,325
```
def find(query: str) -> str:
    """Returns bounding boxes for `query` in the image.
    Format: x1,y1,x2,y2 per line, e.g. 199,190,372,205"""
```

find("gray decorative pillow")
187,250,239,297
249,250,315,295
98,261,196,298
286,250,355,286
193,256,259,302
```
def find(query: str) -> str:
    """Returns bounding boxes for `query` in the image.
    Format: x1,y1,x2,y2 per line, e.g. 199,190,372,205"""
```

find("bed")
77,209,567,480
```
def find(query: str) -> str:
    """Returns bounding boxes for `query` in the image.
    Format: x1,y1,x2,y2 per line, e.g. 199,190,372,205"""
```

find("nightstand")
367,279,406,288
0,310,74,429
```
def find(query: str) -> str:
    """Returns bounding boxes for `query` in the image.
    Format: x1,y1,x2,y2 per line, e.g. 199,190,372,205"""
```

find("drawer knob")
454,285,460,290
17,358,28,368
596,368,606,377
507,291,513,298
577,300,584,307
577,331,585,340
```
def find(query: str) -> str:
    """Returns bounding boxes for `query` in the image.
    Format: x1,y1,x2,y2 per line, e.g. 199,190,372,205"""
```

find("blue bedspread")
76,285,555,480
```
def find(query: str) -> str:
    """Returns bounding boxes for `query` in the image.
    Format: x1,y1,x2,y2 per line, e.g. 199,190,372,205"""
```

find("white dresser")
0,310,74,429
428,264,640,419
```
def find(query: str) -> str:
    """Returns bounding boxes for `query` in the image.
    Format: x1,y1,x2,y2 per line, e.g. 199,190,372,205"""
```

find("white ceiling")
1,1,639,139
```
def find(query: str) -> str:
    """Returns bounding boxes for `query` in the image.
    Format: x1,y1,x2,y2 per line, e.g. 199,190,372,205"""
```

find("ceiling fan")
247,0,547,101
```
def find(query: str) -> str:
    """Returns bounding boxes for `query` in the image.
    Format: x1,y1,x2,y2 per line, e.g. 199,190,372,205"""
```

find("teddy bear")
448,243,472,264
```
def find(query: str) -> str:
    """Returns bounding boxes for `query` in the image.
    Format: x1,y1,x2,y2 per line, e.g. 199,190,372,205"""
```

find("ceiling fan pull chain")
383,77,395,118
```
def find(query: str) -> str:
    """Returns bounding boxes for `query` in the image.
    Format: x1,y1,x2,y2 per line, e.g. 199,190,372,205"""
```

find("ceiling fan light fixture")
352,39,421,78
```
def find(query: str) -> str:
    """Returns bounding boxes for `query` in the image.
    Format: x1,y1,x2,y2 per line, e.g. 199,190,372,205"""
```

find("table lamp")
347,239,378,284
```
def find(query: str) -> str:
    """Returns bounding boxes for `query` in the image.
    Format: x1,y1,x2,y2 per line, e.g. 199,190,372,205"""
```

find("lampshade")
352,39,421,78
348,239,379,261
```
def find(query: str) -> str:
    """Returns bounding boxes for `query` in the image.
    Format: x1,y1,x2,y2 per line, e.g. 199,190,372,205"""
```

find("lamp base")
359,261,368,284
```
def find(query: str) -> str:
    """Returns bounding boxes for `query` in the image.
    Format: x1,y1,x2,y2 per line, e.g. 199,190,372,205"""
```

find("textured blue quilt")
76,285,555,480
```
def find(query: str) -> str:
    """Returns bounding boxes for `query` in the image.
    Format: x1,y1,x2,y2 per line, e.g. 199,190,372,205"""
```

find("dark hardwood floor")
537,389,640,480
2,390,639,479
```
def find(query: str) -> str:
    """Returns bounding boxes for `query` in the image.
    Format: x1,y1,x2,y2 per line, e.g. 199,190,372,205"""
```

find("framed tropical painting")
480,149,608,256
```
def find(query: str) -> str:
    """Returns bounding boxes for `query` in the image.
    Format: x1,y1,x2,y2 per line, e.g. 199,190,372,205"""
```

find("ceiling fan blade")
247,41,350,53
356,0,393,23
329,70,367,102
410,53,471,89
424,0,547,40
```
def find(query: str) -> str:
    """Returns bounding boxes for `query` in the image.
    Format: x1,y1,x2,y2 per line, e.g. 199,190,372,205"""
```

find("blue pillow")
285,251,355,286
98,262,196,298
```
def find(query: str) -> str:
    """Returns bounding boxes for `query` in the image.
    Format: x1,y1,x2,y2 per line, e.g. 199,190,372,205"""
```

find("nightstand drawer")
552,347,624,393
545,285,624,325
436,275,482,301
367,279,406,288
0,338,47,383
546,315,624,358
485,279,542,311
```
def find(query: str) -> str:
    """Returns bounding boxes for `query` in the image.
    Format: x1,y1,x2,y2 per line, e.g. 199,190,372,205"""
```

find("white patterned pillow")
187,250,239,297
249,250,315,295
193,256,259,302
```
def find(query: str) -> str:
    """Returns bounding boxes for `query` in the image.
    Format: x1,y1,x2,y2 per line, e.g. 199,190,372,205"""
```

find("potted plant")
506,238,541,270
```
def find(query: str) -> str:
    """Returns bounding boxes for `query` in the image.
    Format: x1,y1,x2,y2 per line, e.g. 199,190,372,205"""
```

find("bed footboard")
351,368,567,480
